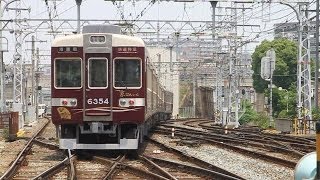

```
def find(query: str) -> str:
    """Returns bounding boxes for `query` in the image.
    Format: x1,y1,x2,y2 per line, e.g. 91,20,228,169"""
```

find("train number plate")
87,98,109,105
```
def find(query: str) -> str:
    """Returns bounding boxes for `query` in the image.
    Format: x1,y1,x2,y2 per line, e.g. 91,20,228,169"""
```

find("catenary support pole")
317,121,320,179
75,0,82,34
315,0,319,109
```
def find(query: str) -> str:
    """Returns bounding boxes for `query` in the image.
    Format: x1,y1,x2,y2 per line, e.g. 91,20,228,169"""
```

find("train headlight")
70,100,77,106
62,99,68,106
129,99,135,106
120,99,126,106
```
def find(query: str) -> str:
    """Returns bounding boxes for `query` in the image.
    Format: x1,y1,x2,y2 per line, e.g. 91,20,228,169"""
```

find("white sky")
0,0,316,64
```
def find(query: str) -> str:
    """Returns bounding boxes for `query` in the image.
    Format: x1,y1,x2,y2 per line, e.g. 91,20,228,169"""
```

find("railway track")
143,138,245,180
0,117,245,179
196,120,316,153
0,119,68,180
0,117,300,179
50,141,244,179
158,118,317,169
169,118,315,154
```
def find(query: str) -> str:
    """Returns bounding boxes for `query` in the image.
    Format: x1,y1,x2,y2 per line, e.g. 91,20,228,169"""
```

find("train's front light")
59,98,77,107
120,99,126,106
62,99,68,106
129,99,135,106
119,98,144,107
70,99,77,106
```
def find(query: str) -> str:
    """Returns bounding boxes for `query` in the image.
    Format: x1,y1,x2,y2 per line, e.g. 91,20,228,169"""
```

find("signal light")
129,99,135,106
62,99,68,106
242,89,246,95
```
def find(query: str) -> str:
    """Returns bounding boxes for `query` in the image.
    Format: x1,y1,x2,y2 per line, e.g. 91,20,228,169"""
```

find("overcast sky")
0,0,314,64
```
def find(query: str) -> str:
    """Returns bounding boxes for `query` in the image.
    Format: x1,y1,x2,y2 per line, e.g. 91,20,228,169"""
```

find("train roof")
52,33,145,47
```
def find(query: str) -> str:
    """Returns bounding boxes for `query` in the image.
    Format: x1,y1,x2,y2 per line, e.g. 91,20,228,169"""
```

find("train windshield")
55,59,81,88
114,59,141,88
89,58,108,88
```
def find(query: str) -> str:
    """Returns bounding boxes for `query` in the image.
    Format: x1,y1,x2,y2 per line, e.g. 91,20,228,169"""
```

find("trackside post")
317,121,320,179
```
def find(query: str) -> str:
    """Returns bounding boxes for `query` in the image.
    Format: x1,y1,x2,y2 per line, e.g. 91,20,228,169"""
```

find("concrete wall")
255,93,265,113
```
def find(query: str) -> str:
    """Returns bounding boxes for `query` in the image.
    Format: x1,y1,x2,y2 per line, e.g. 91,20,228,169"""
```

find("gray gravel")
154,135,294,180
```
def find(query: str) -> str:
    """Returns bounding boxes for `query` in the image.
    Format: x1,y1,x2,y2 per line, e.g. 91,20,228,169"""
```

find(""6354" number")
87,98,109,105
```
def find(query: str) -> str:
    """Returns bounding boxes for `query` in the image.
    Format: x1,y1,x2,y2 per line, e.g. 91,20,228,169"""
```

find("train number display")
87,98,109,105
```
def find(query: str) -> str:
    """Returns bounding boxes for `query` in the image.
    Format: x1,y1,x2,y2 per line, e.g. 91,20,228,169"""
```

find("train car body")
51,25,172,150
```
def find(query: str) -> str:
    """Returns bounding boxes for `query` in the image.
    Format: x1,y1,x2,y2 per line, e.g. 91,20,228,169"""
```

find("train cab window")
55,59,81,88
114,59,141,88
89,58,108,88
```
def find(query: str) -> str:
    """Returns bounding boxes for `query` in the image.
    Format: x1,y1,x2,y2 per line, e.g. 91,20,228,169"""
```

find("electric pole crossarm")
104,0,308,2
15,18,260,35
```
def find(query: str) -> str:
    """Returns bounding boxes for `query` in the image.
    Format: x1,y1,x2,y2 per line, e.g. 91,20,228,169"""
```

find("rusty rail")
93,156,168,180
140,155,177,180
32,155,76,180
0,119,50,179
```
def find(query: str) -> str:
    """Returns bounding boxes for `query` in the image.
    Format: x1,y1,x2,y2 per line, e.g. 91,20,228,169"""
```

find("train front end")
51,26,146,150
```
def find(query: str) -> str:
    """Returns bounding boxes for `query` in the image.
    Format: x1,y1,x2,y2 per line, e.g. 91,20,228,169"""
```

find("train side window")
55,59,81,88
89,58,108,88
114,58,141,88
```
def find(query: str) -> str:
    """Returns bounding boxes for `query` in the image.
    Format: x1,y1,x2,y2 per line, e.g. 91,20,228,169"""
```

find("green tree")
252,38,297,92
251,38,298,118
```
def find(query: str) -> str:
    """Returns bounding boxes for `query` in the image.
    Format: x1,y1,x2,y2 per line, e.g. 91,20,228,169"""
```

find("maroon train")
51,25,173,150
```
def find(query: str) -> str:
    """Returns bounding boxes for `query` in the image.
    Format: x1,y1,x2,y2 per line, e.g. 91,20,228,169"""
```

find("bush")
252,113,270,129
312,108,320,121
239,109,258,125
239,100,258,125
278,110,289,118
239,100,271,129
1,129,9,140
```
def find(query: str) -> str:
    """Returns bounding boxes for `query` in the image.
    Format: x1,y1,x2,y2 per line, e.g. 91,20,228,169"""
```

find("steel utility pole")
316,0,320,179
210,1,221,122
278,1,312,129
75,0,82,34
31,36,35,105
0,0,2,112
12,0,29,128
24,36,46,106
35,48,40,120
0,0,19,113
267,49,276,127
316,0,319,109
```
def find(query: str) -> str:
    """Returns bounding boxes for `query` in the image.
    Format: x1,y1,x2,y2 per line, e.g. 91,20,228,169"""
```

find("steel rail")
103,154,126,179
147,137,245,179
139,155,178,180
162,123,314,153
158,125,306,158
32,155,76,180
33,139,59,150
67,149,76,180
92,156,169,180
0,119,50,180
197,122,315,144
145,155,244,180
155,129,297,168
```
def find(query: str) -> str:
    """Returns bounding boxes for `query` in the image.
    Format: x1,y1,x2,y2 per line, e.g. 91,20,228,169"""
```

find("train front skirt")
59,136,139,149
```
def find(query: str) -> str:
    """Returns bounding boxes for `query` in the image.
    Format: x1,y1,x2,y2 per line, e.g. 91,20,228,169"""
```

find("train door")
84,55,111,119
82,34,113,123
